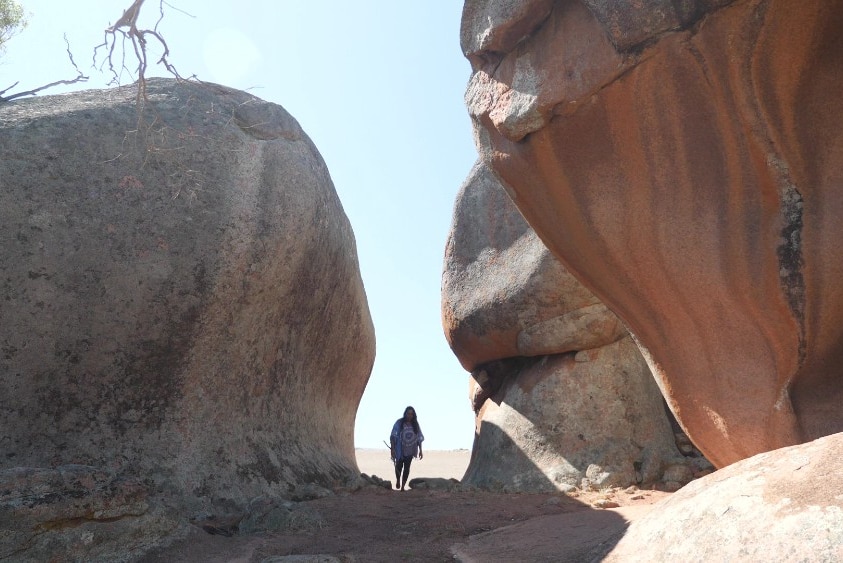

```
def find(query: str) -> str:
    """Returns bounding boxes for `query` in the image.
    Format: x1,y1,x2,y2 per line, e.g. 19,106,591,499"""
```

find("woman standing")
390,406,424,491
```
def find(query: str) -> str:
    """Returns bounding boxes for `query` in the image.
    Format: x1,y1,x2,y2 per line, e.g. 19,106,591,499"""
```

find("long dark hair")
396,405,420,434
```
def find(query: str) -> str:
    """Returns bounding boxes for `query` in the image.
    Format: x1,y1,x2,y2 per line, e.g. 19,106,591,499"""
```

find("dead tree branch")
0,35,88,102
93,0,192,106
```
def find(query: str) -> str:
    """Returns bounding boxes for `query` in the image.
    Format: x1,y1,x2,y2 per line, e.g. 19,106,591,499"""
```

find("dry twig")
0,35,88,102
93,0,194,107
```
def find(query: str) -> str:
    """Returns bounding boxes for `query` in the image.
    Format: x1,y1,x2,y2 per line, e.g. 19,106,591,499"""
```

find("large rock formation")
0,465,179,561
443,161,698,491
443,162,626,369
462,0,843,467
604,431,843,561
0,78,375,522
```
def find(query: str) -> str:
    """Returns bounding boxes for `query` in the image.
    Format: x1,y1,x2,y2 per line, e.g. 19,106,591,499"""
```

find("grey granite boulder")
0,465,182,562
0,79,374,513
443,161,688,491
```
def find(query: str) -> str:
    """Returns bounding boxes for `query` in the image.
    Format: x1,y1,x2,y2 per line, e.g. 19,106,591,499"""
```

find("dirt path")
141,485,668,562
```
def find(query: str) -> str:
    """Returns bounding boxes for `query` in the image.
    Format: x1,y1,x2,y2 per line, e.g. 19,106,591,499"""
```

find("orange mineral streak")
478,0,843,467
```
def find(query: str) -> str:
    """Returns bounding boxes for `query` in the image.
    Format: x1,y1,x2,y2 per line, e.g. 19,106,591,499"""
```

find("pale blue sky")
3,1,478,449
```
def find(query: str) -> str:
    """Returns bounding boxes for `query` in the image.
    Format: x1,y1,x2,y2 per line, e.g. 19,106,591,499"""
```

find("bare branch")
161,1,195,20
154,0,165,33
1,76,88,101
0,82,19,96
63,34,84,76
1,35,88,102
90,0,191,116
109,0,145,33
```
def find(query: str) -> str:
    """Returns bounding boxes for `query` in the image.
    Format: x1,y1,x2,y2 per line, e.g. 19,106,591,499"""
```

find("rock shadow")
456,420,633,561
464,337,687,493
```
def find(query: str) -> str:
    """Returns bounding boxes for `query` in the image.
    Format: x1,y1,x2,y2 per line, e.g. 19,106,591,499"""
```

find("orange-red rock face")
463,0,843,467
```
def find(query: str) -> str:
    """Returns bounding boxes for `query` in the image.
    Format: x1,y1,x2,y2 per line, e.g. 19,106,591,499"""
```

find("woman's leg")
394,458,403,489
400,456,412,489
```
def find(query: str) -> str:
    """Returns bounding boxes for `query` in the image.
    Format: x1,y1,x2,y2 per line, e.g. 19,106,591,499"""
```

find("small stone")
574,350,592,363
660,481,683,493
407,477,460,491
592,499,620,509
691,457,716,472
662,463,695,485
290,484,333,502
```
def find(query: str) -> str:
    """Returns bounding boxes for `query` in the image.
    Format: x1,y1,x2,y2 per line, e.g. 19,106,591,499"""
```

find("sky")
2,1,480,450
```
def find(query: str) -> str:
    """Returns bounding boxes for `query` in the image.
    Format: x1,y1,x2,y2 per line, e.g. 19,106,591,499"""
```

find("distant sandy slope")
355,448,470,482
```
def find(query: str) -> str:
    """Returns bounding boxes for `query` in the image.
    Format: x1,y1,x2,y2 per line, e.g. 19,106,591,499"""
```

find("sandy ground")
141,450,670,562
356,448,471,483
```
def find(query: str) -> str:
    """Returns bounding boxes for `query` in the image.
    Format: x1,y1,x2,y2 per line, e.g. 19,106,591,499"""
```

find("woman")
390,406,424,491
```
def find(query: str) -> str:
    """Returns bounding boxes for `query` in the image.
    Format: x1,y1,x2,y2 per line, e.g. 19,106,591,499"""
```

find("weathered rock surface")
359,473,393,490
443,161,625,370
193,496,327,538
463,338,690,491
443,161,691,491
604,432,843,561
462,0,843,467
0,79,374,556
0,465,182,562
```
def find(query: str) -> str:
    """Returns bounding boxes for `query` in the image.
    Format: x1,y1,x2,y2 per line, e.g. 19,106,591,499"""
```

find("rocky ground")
139,475,669,562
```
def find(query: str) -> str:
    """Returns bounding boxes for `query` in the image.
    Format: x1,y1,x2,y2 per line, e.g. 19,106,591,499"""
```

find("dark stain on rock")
777,181,807,364
582,0,737,52
237,441,282,485
192,262,208,296
116,304,200,431
2,345,17,360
